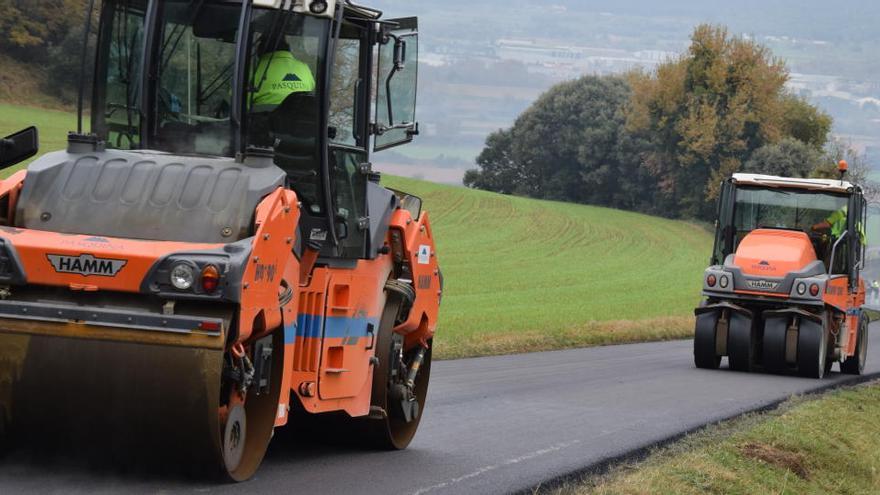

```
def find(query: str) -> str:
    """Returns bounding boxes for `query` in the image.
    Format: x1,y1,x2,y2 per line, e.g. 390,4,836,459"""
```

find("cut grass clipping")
556,381,880,495
0,105,713,359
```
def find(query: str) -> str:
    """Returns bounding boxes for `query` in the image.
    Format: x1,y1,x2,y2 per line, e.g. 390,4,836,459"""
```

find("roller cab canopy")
10,0,421,259
711,173,867,291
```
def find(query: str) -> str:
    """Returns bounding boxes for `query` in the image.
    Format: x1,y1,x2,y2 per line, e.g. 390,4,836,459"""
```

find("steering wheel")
808,230,828,244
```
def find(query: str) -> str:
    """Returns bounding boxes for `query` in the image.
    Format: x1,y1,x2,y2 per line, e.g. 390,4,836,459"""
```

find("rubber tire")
762,315,788,374
797,318,827,379
694,312,721,369
841,313,869,375
727,313,754,372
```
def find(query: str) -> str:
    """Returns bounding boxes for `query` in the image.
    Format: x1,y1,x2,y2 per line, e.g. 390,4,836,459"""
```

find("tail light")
809,283,820,297
199,321,221,332
201,265,220,293
707,274,717,287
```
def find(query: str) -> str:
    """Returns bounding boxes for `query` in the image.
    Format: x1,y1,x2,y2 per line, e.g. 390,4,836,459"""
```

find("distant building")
494,39,675,78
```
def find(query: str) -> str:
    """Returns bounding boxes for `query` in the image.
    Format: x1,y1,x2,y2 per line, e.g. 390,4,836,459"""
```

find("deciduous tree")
465,75,655,210
626,24,811,219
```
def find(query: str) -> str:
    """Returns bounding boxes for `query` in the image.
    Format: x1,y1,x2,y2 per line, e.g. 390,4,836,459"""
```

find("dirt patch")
739,442,810,480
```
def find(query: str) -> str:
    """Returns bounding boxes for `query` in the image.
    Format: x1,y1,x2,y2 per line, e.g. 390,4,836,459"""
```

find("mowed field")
0,104,713,358
0,103,76,175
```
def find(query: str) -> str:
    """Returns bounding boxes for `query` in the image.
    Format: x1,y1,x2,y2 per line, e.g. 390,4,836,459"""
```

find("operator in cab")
250,29,316,113
246,19,323,211
811,206,865,245
811,206,865,273
811,208,847,240
247,22,317,151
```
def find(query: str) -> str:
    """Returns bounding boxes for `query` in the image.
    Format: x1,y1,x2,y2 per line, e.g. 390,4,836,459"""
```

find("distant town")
369,1,880,184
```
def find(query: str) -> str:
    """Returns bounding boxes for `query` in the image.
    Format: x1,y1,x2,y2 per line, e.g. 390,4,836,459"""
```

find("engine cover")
733,229,818,277
15,149,286,244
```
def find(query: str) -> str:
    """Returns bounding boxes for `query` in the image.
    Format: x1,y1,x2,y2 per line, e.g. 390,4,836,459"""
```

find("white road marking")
412,439,582,495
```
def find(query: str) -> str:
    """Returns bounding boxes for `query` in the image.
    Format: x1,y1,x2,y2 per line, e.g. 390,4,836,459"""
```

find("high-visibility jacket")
827,207,866,245
250,51,316,111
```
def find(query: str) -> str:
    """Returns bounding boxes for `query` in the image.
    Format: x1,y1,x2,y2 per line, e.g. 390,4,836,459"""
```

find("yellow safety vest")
251,51,316,110
827,207,866,246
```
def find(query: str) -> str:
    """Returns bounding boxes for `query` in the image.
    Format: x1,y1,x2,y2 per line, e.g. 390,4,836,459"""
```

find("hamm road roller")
0,0,440,480
695,165,868,379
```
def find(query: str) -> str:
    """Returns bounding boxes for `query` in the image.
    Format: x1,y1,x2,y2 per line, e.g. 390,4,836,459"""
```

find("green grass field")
383,176,711,358
560,382,880,494
0,103,77,175
0,103,712,358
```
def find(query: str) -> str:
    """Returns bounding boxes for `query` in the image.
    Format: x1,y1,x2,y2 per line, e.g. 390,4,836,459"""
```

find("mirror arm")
384,66,399,126
374,122,413,136
380,33,403,126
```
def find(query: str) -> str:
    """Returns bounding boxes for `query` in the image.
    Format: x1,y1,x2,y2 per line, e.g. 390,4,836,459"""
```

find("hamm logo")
47,254,127,277
746,279,779,291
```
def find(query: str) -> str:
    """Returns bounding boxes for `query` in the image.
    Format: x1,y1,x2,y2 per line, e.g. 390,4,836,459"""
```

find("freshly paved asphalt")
1,325,877,494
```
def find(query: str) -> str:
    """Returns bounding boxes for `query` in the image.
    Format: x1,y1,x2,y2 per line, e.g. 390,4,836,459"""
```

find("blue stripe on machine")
293,314,379,340
297,312,323,339
284,322,296,344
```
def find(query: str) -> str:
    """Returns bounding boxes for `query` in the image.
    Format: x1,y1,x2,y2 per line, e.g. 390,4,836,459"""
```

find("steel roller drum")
0,317,275,480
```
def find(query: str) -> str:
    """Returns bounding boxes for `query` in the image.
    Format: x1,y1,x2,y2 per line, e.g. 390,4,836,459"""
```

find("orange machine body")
734,229,818,278
723,229,864,357
0,169,441,426
695,174,869,378
0,2,435,480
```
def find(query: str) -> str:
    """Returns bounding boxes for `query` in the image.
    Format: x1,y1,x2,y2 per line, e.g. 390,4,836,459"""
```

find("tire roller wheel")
694,312,721,369
762,315,789,374
727,312,755,372
841,312,869,375
0,317,283,481
797,317,828,379
356,292,432,450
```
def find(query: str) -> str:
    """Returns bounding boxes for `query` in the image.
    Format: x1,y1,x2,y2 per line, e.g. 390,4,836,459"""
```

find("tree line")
464,25,868,221
0,0,91,103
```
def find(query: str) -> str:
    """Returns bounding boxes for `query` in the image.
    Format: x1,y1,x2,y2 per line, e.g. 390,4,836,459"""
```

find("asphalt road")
2,326,878,494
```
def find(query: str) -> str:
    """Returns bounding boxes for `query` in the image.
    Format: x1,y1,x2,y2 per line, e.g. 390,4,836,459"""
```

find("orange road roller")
695,165,868,379
0,0,440,480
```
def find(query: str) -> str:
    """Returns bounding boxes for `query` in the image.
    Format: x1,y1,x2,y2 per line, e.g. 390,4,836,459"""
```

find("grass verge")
552,381,880,495
434,315,693,360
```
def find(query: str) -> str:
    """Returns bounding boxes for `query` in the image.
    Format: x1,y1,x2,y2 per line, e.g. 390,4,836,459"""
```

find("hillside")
0,104,712,358
381,175,710,358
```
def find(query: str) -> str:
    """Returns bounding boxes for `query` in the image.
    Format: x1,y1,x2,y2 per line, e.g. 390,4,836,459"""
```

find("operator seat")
266,92,321,211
